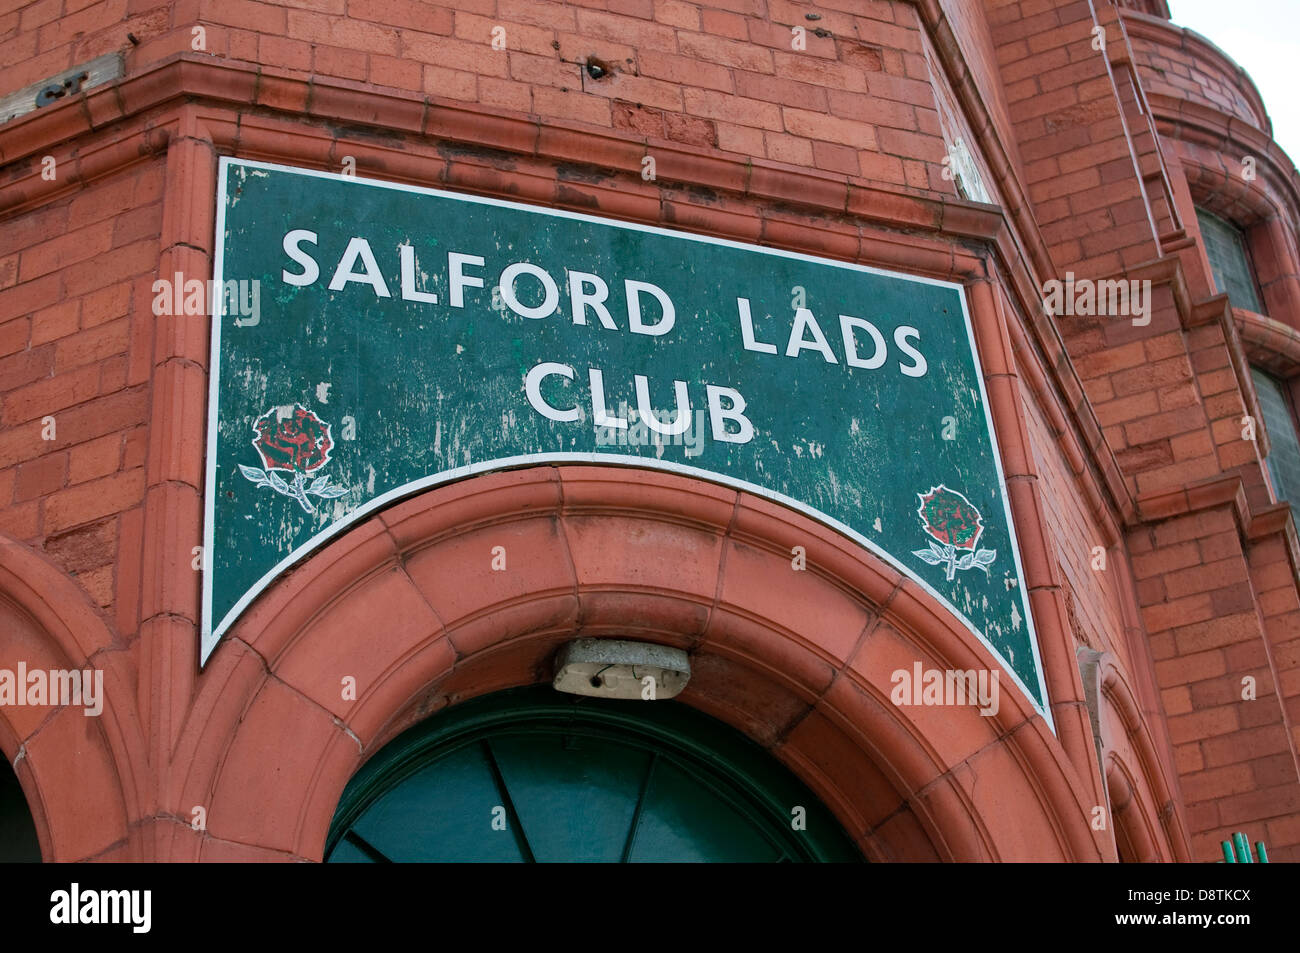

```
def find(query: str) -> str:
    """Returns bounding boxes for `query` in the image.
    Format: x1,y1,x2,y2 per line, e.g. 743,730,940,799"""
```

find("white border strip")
204,157,1054,731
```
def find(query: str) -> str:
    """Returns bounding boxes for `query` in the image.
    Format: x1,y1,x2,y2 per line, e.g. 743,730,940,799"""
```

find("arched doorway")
186,466,1105,862
0,536,143,862
0,756,40,862
326,686,860,862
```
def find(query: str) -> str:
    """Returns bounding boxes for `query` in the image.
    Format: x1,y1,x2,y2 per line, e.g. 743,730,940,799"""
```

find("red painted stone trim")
1236,310,1300,383
1099,653,1193,861
967,278,1110,814
164,467,1108,862
1121,10,1272,133
0,534,143,861
1164,137,1300,338
0,55,973,244
1151,96,1300,225
1125,254,1274,461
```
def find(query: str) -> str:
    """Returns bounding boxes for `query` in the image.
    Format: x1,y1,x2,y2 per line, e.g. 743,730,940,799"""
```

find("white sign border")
205,156,1054,732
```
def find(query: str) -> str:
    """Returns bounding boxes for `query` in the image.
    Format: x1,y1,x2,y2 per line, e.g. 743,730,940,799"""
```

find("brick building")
0,0,1297,862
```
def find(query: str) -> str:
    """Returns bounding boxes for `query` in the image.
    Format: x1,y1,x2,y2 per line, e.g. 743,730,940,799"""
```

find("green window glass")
1196,208,1263,313
327,687,861,863
1252,368,1300,519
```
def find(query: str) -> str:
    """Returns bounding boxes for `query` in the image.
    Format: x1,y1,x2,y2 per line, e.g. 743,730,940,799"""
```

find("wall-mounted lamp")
553,639,690,700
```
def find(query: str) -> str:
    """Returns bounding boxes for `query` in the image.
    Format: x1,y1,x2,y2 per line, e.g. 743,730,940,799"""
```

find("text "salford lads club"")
272,229,932,445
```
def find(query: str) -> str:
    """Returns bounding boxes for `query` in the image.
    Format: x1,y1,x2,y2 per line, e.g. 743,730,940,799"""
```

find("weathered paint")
205,158,1049,717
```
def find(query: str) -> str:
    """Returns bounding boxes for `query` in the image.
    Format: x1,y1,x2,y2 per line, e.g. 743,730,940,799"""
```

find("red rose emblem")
240,404,349,515
252,405,333,473
912,485,997,581
917,485,983,551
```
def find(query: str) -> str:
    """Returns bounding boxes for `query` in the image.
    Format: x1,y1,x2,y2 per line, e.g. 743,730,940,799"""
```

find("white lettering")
707,385,754,444
500,261,560,319
281,229,319,286
524,362,581,423
840,315,887,369
785,308,837,363
590,368,628,429
737,297,778,354
568,271,617,329
634,375,692,435
625,280,675,336
327,237,391,297
449,252,486,307
894,326,927,377
399,245,438,304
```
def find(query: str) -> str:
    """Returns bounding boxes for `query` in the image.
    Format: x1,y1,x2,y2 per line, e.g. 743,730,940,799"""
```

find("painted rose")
911,485,996,581
240,405,349,515
252,404,333,473
917,485,983,551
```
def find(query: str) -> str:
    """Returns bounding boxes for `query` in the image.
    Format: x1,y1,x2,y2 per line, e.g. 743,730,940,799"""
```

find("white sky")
1166,0,1300,168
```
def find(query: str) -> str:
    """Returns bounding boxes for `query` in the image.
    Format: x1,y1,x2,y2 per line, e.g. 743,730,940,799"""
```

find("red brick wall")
986,0,1300,860
991,1,1154,278
0,160,160,628
1131,504,1300,859
1128,24,1268,132
940,0,1020,175
1023,371,1133,666
1247,533,1300,850
2,0,1297,864
0,0,968,192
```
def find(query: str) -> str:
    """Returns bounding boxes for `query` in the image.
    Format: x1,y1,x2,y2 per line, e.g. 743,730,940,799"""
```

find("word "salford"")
277,231,932,447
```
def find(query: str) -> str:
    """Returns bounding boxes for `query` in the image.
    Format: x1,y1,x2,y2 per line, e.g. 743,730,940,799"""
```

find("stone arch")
178,466,1105,861
1107,753,1158,862
0,535,143,861
1098,655,1191,862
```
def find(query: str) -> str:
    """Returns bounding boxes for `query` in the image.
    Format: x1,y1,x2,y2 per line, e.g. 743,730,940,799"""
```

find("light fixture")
553,638,690,700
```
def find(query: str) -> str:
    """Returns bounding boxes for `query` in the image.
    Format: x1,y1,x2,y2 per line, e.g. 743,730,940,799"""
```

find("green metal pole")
1233,832,1252,863
1255,842,1269,863
1222,840,1237,863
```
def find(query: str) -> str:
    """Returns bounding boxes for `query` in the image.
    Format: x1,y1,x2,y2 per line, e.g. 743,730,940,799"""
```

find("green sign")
206,158,1050,721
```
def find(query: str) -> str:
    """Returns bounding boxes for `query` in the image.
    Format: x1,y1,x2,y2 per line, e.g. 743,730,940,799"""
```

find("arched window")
326,687,861,863
0,756,40,862
1251,367,1300,517
1196,208,1265,314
